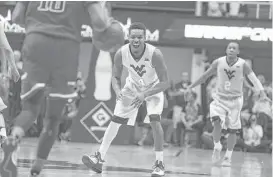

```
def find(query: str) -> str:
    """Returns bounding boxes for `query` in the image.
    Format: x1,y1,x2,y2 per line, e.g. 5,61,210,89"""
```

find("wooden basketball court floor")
5,139,271,177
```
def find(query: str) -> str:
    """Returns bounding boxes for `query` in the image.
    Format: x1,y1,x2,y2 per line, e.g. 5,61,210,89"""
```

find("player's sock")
0,113,7,138
155,151,163,161
99,121,121,159
224,150,233,159
214,141,222,149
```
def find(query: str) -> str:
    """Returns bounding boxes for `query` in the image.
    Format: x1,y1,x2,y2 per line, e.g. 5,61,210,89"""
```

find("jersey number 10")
38,1,66,13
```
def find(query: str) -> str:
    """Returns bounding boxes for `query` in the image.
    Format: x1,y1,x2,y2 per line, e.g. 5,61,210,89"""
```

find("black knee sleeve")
211,116,221,123
111,115,129,125
149,114,161,122
227,128,240,134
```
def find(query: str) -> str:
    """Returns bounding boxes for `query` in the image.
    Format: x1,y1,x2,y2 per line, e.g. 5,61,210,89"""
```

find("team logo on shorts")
224,69,236,80
80,102,112,143
130,64,146,77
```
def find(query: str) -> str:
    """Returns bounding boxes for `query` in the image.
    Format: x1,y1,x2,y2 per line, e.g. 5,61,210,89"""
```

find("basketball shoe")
82,151,105,173
151,160,165,177
221,156,231,167
0,137,19,177
29,169,40,177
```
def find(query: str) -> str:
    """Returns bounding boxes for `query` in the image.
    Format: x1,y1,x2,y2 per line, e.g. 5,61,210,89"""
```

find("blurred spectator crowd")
203,2,248,18
202,1,272,20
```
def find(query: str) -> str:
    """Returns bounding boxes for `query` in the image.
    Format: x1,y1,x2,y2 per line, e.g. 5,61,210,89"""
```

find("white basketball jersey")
121,43,159,91
215,56,245,97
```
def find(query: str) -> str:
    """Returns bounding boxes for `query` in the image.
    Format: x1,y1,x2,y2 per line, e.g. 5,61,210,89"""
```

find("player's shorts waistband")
217,94,242,101
26,31,80,43
129,79,159,92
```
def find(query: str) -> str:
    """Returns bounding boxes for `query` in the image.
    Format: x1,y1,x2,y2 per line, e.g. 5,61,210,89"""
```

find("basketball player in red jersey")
0,2,124,177
186,42,267,166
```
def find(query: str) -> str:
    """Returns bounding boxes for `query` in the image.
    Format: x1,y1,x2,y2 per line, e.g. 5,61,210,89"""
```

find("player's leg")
209,100,227,164
30,89,77,175
82,88,139,173
81,120,121,173
145,92,165,177
58,90,80,141
31,94,71,175
30,38,80,176
58,118,73,141
222,97,243,166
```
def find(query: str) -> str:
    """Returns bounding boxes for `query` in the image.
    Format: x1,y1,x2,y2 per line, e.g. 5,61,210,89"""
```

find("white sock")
0,113,6,137
99,122,121,160
213,141,222,150
155,151,163,162
225,150,233,159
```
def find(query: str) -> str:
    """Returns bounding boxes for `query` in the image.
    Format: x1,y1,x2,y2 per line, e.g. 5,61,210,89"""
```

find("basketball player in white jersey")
82,22,169,177
0,25,20,142
186,42,267,166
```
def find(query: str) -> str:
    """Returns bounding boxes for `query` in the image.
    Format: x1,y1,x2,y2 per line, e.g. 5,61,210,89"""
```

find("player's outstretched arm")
111,49,123,96
0,26,20,82
12,2,28,26
143,49,170,98
243,62,266,98
188,59,218,89
86,2,113,32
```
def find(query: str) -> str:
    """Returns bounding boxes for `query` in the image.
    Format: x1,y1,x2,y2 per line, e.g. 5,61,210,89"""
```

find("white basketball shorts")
113,82,164,126
210,94,243,130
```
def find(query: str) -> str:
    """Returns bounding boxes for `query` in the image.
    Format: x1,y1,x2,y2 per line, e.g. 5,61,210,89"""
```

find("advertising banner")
112,10,272,49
